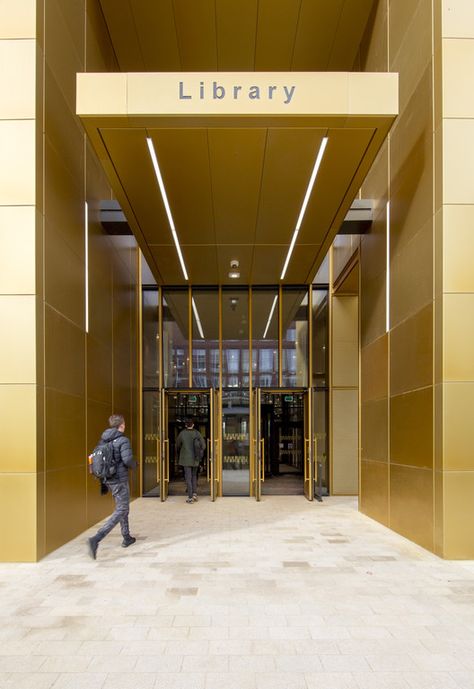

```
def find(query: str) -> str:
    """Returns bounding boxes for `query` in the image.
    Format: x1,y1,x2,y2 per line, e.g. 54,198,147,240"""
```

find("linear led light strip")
192,297,204,339
280,136,329,281
386,200,390,333
85,201,89,333
263,295,278,339
146,137,189,281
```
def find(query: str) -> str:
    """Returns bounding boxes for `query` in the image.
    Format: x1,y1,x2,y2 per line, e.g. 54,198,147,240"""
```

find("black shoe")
122,536,136,548
88,537,99,560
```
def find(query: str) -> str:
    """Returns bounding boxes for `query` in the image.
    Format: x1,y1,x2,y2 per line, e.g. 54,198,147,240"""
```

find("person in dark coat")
88,414,137,559
176,417,205,503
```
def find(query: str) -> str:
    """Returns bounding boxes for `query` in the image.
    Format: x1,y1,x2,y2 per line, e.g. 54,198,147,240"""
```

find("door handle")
163,439,169,483
156,437,161,482
207,439,211,482
260,438,265,482
304,438,310,481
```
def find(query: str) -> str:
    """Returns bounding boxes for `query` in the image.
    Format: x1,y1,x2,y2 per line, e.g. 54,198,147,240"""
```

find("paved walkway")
1,496,474,689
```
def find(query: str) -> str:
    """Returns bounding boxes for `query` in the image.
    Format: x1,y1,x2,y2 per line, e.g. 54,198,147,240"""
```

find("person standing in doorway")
88,414,137,559
176,417,205,503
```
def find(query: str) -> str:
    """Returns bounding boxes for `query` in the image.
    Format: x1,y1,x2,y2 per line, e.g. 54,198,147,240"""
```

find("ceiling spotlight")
228,270,240,279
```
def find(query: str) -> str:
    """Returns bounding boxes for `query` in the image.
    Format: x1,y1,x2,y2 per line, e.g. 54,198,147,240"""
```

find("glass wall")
313,287,329,494
221,289,249,389
143,289,159,387
192,290,219,388
163,290,189,388
252,289,278,387
143,391,160,497
282,287,308,387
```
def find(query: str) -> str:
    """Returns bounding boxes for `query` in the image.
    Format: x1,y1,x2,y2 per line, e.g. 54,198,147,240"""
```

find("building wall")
0,0,140,562
358,0,437,551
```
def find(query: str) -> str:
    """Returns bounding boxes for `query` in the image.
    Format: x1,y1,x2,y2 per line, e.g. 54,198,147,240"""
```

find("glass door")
208,388,221,501
304,390,314,501
160,388,169,502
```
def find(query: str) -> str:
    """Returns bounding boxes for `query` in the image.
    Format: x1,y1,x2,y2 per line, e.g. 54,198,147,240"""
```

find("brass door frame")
252,387,262,501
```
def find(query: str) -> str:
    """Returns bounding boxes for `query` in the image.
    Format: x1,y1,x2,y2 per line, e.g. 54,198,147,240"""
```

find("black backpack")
193,433,205,462
89,439,118,481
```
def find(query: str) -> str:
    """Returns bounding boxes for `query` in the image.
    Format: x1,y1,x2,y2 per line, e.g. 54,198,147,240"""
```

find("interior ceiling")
99,0,377,73
80,0,394,287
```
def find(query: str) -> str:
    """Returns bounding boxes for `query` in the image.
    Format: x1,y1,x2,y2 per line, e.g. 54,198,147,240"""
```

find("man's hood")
101,428,122,442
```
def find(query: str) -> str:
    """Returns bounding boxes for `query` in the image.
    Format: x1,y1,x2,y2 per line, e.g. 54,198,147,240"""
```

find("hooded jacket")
101,427,136,482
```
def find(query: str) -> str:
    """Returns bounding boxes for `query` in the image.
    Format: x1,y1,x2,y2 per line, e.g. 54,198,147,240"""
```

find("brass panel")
361,399,388,462
286,245,322,285
391,387,433,469
360,205,388,283
0,39,35,119
251,245,287,284
87,336,113,406
360,0,388,72
292,0,345,69
45,389,85,471
0,473,37,562
173,0,217,70
44,220,85,329
443,382,474,471
254,0,300,70
255,129,326,244
0,295,36,384
0,385,36,472
443,205,474,292
209,129,266,244
185,246,219,286
45,305,85,397
88,253,113,347
361,334,388,402
390,303,433,397
360,270,386,348
389,0,423,63
334,262,359,296
45,466,87,555
0,206,36,295
130,0,180,71
360,459,389,526
86,0,118,72
390,218,433,329
444,293,474,381
147,129,216,245
0,120,35,205
99,0,144,70
332,389,359,495
328,0,376,71
390,463,434,552
434,469,444,558
0,0,36,38
332,295,358,388
149,245,197,285
216,0,257,70
443,472,474,559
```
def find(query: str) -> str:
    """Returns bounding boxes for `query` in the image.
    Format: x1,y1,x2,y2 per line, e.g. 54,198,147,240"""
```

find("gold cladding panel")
149,245,188,285
361,399,388,462
390,464,434,552
443,205,474,292
255,129,326,244
44,221,84,329
332,296,358,388
130,0,180,71
0,120,35,205
45,466,87,555
360,211,387,286
361,268,386,348
99,0,143,70
444,293,474,381
0,39,35,119
87,337,113,406
443,472,474,559
86,0,119,72
444,382,474,471
88,253,113,347
286,245,322,284
183,246,220,285
216,0,257,70
45,389,85,471
443,119,474,204
251,245,287,284
360,460,389,525
0,296,36,384
44,0,83,112
390,387,433,469
209,129,267,245
0,206,35,295
0,0,36,38
332,389,359,495
0,385,36,472
360,0,388,72
45,305,85,398
0,473,37,561
292,0,344,69
390,303,433,397
254,0,300,70
173,0,217,70
329,0,376,71
361,334,388,402
361,143,389,220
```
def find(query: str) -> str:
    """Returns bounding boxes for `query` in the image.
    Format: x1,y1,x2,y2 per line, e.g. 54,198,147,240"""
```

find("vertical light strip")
386,200,390,332
146,137,189,281
263,295,278,339
85,201,89,333
280,136,329,281
192,297,204,339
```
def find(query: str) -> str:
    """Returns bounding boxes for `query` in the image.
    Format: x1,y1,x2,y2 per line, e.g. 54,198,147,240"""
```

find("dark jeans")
183,466,198,499
95,480,130,541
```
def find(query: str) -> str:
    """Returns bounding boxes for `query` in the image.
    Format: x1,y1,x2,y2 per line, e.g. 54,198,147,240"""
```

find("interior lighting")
386,200,391,332
263,295,278,339
146,137,188,281
84,201,89,333
280,136,329,280
192,298,204,339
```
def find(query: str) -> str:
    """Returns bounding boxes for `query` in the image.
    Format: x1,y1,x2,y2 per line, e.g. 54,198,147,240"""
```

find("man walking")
176,417,205,503
88,414,137,559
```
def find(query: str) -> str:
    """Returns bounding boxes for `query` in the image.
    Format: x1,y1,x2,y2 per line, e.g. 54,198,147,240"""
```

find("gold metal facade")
0,1,140,562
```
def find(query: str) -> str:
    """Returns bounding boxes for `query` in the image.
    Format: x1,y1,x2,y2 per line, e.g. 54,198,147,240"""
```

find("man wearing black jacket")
88,414,137,559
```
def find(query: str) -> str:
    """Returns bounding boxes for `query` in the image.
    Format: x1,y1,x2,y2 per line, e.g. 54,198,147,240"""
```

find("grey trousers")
95,480,130,541
183,466,198,499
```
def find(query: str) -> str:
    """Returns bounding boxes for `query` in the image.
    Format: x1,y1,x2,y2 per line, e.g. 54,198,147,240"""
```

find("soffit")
99,0,376,72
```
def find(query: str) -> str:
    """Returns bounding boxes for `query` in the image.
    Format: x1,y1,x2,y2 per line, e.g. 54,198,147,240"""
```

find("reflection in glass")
143,290,159,387
252,289,278,387
192,290,219,388
143,391,160,497
282,288,308,387
222,388,250,496
314,389,329,495
312,288,329,388
163,290,189,388
222,290,249,388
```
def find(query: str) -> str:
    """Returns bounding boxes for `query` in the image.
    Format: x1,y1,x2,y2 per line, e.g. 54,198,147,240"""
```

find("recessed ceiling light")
228,270,240,279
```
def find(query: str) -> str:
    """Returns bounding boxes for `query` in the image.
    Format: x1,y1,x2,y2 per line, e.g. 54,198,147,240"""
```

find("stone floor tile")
305,673,358,689
403,672,461,688
40,657,92,673
275,655,322,672
135,656,183,673
3,673,58,689
87,656,138,672
256,672,308,689
321,655,371,672
205,672,257,689
229,655,276,672
409,653,466,672
51,673,106,689
154,674,206,689
102,673,155,689
182,656,229,673
353,672,410,689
